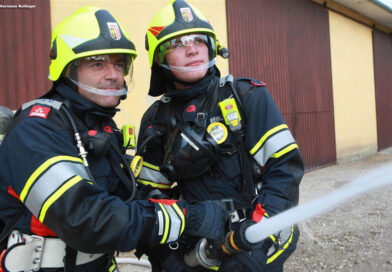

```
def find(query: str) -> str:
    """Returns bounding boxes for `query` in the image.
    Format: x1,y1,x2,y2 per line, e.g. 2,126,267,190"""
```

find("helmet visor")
157,33,216,72
65,54,134,96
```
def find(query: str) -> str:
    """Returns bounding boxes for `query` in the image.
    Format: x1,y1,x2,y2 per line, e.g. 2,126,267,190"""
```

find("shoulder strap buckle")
219,74,234,87
160,96,171,103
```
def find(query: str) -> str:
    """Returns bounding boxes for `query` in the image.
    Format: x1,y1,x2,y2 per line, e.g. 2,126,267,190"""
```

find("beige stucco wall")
329,11,378,162
50,0,229,134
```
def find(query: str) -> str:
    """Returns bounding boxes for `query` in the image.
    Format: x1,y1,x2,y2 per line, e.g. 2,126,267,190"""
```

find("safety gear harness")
138,74,259,212
0,98,137,271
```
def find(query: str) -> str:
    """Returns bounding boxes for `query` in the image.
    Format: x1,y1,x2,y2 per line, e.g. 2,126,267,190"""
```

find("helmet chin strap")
163,66,215,88
120,80,128,100
159,58,216,88
68,78,128,96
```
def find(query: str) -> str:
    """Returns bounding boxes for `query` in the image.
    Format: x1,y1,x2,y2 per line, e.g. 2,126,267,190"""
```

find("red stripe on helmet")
149,26,165,37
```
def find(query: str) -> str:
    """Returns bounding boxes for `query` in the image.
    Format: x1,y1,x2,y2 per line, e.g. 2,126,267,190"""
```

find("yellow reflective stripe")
271,144,298,159
137,179,172,189
266,226,294,264
207,266,219,271
158,203,170,244
172,203,185,235
138,162,172,186
108,258,117,272
21,156,83,202
143,161,160,171
130,155,143,178
39,175,82,222
249,124,288,155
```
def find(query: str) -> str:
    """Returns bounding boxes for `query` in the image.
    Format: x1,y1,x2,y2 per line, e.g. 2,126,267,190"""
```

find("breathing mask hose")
135,130,162,156
60,105,97,185
109,142,137,202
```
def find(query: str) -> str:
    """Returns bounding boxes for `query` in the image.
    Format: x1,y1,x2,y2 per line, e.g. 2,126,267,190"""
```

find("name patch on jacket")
28,105,51,119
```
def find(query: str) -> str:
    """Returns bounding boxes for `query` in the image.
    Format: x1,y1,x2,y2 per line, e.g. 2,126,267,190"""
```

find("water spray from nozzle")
185,162,392,268
245,162,392,243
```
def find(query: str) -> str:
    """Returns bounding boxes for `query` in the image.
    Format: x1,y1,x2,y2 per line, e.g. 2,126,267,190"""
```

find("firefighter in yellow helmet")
137,0,304,271
0,6,227,272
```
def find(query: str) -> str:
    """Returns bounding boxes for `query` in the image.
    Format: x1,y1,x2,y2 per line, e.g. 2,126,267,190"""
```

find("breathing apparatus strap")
219,75,255,203
234,132,256,202
107,143,137,201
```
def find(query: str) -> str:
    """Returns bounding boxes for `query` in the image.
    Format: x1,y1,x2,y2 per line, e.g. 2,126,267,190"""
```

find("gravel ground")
285,147,392,272
117,147,392,272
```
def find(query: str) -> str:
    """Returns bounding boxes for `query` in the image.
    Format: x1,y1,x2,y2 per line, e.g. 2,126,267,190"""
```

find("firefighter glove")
218,248,267,272
149,199,226,246
184,201,227,245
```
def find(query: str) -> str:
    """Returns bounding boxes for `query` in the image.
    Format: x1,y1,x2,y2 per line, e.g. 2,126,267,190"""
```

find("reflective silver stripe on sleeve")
139,166,171,186
253,130,295,166
25,162,89,217
164,205,182,243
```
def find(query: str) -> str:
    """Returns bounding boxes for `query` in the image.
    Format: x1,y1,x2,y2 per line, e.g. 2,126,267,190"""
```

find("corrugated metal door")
226,0,336,170
0,0,51,109
373,30,392,150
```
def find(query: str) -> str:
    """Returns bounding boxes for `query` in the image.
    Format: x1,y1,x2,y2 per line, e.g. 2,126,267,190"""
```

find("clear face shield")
156,33,217,73
64,53,134,97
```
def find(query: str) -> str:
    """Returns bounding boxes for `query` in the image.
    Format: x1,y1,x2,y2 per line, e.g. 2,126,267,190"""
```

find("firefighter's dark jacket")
0,82,156,253
137,73,304,216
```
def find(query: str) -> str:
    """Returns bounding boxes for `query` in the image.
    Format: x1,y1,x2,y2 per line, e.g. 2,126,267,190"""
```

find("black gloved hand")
218,248,267,272
148,199,226,246
222,219,259,254
184,201,227,246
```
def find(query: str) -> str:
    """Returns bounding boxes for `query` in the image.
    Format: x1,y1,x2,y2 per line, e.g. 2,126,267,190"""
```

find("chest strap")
219,75,256,203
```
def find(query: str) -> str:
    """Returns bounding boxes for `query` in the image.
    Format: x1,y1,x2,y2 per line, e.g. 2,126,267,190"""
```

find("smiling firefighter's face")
76,54,126,108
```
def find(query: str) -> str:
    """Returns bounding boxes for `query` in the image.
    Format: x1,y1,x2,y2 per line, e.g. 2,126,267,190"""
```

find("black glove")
184,201,227,245
149,199,226,246
218,248,267,272
222,219,259,254
161,251,194,272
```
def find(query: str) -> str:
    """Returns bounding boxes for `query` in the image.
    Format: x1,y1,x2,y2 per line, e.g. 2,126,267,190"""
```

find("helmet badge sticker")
107,22,121,40
180,7,193,22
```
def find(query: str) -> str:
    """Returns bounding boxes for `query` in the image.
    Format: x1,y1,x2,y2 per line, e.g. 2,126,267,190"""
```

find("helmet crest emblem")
180,7,193,22
107,22,121,40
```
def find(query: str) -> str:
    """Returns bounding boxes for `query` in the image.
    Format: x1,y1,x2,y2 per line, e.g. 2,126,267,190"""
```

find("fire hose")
184,162,392,268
